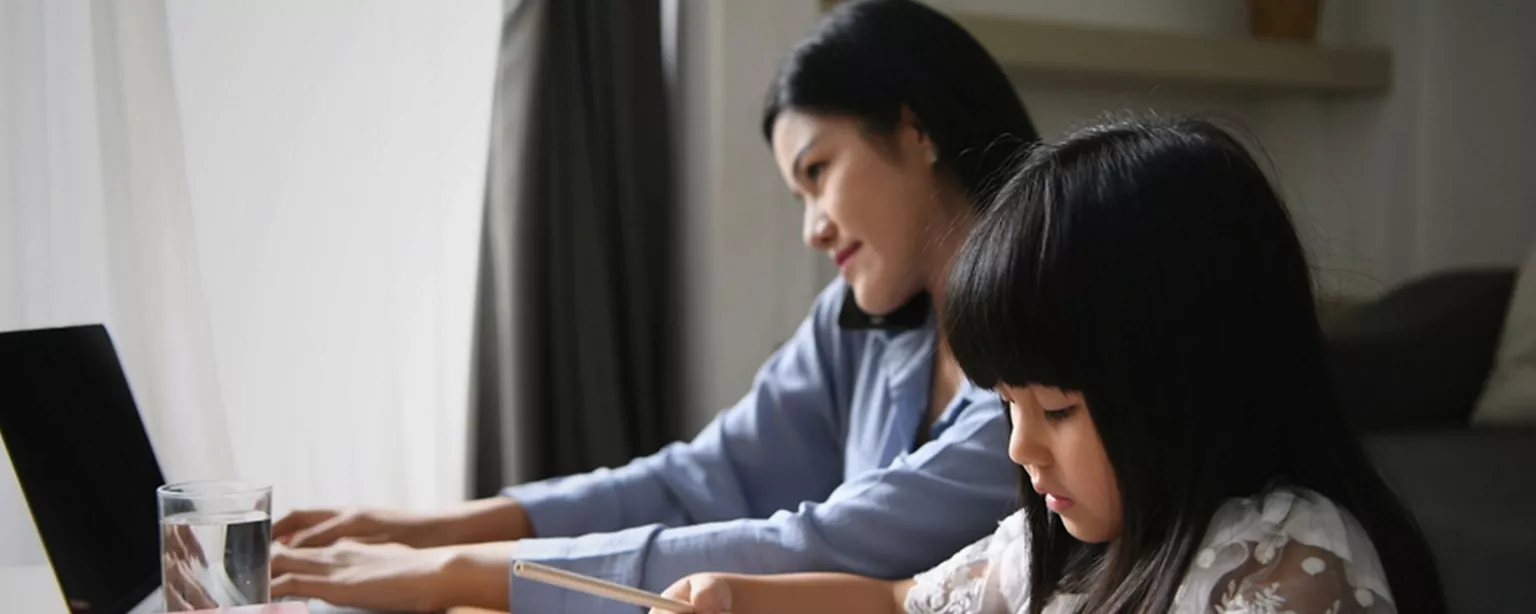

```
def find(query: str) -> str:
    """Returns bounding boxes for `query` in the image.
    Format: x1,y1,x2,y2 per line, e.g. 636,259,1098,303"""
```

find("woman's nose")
803,205,836,250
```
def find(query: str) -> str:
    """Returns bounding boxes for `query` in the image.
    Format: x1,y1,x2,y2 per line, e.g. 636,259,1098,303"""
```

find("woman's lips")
834,243,862,268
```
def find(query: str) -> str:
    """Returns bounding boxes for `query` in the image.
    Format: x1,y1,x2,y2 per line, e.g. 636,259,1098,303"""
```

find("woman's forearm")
439,496,534,545
440,541,516,611
718,573,911,614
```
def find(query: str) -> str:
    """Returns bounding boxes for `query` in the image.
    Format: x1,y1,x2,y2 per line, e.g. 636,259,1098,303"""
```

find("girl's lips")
1034,481,1074,512
1045,493,1075,512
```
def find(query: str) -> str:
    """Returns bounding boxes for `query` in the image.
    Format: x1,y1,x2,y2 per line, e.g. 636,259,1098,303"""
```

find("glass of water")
158,481,273,611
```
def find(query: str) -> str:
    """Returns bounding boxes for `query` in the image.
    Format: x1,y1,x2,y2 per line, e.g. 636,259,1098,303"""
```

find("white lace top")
905,487,1395,613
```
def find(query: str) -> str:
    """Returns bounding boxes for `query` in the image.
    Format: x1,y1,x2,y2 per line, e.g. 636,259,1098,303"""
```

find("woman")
267,1,1040,612
650,117,1448,613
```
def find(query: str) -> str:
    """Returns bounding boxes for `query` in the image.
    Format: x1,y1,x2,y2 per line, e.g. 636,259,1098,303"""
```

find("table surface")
0,564,68,614
0,564,511,614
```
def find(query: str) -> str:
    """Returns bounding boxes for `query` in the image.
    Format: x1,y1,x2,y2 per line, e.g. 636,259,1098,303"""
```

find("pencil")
511,560,697,613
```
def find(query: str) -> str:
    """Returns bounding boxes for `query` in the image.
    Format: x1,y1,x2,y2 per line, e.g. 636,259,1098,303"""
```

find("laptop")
0,325,387,614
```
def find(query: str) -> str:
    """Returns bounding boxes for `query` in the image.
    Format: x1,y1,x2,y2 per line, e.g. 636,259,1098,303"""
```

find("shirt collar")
836,289,931,330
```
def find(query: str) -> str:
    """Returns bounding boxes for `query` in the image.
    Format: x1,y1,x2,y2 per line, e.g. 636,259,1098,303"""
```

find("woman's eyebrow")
792,134,822,179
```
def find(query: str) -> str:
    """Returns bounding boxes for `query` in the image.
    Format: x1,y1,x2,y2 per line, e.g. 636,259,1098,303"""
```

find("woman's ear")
897,105,937,165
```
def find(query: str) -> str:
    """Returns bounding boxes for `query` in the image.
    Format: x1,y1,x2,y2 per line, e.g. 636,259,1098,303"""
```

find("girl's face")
1001,384,1123,543
770,109,962,316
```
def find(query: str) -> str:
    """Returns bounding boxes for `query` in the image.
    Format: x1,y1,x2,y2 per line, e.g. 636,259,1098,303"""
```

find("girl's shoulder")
1176,486,1396,612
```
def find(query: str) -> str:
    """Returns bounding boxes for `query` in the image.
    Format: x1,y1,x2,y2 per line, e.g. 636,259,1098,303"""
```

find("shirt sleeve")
904,510,1026,614
1203,540,1396,613
1179,489,1398,614
509,385,1018,614
502,280,852,538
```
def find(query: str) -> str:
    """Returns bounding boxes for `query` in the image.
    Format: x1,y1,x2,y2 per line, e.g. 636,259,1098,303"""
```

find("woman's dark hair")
945,116,1447,613
761,0,1037,207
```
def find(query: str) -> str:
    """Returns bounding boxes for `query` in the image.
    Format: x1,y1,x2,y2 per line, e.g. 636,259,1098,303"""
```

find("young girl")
650,117,1447,613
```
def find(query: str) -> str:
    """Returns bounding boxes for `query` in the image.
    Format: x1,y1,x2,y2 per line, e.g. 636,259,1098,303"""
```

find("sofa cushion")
1366,430,1536,612
1326,269,1517,432
1474,243,1536,425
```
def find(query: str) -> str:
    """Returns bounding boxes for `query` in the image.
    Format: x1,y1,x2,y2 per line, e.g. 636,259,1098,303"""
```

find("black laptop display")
0,325,164,614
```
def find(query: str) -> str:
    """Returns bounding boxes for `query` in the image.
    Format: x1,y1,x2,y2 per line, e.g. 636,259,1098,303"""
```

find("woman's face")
770,109,960,316
1002,384,1123,543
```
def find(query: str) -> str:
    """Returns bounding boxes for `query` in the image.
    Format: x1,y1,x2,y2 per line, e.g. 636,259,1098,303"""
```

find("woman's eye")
1043,405,1077,423
805,162,828,183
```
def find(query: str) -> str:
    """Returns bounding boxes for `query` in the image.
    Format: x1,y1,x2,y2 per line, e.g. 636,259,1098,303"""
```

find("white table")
0,564,431,614
0,564,68,614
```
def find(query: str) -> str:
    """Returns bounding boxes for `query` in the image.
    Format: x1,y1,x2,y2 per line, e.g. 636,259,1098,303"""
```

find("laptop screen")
0,325,164,614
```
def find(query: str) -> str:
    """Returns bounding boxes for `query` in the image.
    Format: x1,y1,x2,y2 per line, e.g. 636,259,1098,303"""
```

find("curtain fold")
4,1,498,555
473,0,680,493
0,0,231,565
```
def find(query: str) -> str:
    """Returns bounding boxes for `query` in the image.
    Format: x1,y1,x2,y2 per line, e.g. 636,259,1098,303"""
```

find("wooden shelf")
949,14,1392,95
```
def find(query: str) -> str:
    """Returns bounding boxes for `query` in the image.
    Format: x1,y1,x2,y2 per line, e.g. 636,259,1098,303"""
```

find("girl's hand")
652,573,733,614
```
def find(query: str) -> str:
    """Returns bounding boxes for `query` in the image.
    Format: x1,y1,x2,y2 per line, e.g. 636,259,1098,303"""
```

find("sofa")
1325,268,1536,612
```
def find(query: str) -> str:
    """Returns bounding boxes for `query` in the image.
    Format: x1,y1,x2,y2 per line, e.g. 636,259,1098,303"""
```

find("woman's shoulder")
1180,486,1395,612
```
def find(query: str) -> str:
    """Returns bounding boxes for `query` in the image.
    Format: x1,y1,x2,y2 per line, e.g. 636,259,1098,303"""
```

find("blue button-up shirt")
504,280,1018,613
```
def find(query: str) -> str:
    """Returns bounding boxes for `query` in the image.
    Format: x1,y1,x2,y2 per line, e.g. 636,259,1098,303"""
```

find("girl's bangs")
945,155,1089,394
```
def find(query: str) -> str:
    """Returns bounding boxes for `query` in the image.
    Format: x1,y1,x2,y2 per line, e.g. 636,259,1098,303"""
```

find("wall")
928,0,1391,297
675,0,1536,429
932,0,1536,295
675,0,832,433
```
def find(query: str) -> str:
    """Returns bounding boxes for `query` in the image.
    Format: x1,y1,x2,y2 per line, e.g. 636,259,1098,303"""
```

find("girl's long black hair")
945,116,1447,613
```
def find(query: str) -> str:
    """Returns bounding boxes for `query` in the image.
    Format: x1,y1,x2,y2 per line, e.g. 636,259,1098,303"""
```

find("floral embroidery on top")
902,488,1397,614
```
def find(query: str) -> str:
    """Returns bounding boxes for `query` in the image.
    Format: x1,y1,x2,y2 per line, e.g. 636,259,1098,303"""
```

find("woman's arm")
657,573,915,614
502,280,853,540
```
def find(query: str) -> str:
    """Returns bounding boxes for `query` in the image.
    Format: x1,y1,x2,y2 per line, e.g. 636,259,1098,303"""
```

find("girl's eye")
1043,405,1077,423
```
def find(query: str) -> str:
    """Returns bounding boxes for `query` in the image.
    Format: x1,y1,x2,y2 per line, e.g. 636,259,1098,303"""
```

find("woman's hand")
653,573,734,614
162,554,219,611
269,540,515,612
273,498,532,548
269,541,458,611
161,523,217,611
272,508,443,548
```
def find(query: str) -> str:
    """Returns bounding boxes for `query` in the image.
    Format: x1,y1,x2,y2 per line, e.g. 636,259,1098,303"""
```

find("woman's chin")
847,281,907,317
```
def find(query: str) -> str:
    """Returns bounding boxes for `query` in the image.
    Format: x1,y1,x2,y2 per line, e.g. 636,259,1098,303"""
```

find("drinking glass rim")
157,480,272,499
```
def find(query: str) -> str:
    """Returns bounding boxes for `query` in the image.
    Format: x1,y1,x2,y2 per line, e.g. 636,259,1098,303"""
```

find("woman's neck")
925,202,972,421
923,206,974,339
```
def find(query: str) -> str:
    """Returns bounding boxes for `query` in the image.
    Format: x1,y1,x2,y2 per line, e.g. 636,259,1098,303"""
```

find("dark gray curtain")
471,0,680,496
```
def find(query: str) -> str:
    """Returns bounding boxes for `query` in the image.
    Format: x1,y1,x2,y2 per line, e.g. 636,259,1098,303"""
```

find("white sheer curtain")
1,0,497,567
1,0,234,566
162,0,496,516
